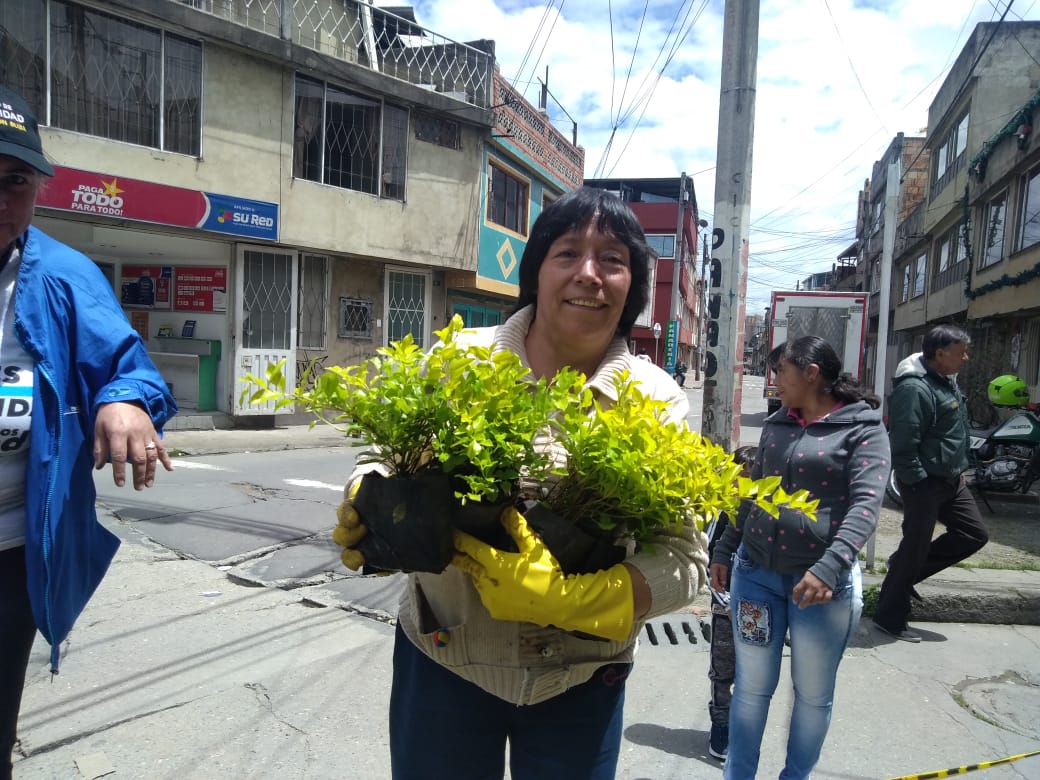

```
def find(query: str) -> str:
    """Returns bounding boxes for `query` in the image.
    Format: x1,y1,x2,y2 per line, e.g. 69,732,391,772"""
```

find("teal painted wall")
476,143,571,289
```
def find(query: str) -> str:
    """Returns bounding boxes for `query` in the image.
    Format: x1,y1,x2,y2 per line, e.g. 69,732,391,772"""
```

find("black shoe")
708,723,728,760
873,620,922,643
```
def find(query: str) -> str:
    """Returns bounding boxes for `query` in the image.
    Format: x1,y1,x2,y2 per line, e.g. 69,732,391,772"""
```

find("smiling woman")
335,186,705,779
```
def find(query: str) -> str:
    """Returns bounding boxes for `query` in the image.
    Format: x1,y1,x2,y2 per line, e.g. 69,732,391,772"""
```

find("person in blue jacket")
0,85,177,779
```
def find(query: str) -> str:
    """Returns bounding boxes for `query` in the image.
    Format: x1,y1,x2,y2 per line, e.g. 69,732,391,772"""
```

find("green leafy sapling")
546,373,819,545
241,316,586,505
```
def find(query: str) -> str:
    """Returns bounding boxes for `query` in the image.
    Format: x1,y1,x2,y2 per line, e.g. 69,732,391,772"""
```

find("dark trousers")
389,625,629,780
875,476,988,630
707,608,735,726
1,547,38,780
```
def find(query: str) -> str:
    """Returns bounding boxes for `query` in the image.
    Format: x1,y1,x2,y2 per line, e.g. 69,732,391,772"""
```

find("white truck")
764,290,869,415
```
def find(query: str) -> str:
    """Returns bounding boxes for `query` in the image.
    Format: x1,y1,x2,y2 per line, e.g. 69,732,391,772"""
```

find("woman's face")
773,357,818,409
534,220,632,351
0,156,41,252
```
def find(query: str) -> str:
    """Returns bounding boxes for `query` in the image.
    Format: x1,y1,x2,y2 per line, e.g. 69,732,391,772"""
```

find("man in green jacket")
874,325,988,642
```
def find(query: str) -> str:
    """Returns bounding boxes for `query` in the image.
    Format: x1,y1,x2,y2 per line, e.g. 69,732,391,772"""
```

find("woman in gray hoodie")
709,335,889,780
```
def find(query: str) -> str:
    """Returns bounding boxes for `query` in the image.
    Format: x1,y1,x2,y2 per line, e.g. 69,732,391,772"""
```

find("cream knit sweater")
350,306,708,705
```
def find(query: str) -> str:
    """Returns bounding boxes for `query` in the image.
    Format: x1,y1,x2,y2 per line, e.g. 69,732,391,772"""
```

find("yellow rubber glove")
452,507,635,642
332,480,366,571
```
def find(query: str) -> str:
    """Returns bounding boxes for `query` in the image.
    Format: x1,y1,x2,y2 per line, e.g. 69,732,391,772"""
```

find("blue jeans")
724,546,862,780
389,624,629,780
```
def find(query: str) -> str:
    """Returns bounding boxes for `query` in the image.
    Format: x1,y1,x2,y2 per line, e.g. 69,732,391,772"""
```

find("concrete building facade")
888,22,1040,405
4,0,499,422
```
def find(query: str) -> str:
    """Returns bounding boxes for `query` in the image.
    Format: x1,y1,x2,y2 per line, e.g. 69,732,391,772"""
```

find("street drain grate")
643,616,712,650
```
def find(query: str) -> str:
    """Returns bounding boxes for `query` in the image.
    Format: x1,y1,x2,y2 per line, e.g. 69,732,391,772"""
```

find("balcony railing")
176,0,492,108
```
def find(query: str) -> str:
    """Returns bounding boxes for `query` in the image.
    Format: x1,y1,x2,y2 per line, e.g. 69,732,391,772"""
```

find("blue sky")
408,0,1040,312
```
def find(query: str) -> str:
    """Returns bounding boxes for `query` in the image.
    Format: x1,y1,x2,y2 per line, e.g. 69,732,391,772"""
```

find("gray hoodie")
711,400,890,589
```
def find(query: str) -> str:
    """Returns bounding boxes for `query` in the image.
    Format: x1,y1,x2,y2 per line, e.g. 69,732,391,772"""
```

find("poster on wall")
129,311,149,342
121,265,172,309
175,267,228,312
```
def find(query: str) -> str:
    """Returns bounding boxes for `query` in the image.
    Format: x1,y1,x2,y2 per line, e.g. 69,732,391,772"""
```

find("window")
487,162,529,235
913,253,926,298
646,234,676,258
932,111,969,195
931,224,968,292
2,1,202,155
980,192,1008,269
414,111,460,149
937,236,951,273
338,297,373,340
1021,167,1040,252
453,303,502,328
542,191,557,212
297,254,329,349
293,75,407,200
385,269,429,347
900,263,911,303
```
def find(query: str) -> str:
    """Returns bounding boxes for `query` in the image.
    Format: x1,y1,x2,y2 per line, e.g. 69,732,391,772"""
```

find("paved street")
13,378,1040,779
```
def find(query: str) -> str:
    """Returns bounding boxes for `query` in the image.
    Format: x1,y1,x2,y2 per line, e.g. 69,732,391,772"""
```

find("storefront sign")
37,166,278,241
175,267,227,312
121,264,173,309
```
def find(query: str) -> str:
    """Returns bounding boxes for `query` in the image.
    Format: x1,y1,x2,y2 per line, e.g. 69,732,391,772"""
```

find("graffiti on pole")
704,227,724,380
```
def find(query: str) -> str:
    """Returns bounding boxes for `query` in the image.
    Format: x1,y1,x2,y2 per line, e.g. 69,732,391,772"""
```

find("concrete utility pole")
865,159,899,570
702,0,759,451
668,172,688,371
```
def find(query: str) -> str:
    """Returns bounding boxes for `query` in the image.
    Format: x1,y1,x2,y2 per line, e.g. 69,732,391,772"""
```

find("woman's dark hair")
511,187,651,339
767,335,880,409
732,445,757,468
922,324,970,358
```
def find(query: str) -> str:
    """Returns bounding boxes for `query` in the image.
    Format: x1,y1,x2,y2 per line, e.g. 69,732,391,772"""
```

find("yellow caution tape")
887,748,1040,779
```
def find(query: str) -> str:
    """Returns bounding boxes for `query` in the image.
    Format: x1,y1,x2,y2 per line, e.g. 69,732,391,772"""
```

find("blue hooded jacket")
13,226,177,671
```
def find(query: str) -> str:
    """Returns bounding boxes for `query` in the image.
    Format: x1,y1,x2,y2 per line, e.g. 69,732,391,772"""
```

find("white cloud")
408,0,1038,311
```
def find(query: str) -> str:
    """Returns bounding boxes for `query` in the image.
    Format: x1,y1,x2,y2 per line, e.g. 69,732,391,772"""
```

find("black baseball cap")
0,86,54,176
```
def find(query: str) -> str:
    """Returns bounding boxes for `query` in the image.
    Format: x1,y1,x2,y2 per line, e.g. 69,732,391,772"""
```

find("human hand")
791,571,832,609
94,402,173,489
332,481,367,571
452,507,634,642
709,562,730,593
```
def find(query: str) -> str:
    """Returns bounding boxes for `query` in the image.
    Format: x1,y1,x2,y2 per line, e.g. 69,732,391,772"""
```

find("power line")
593,0,701,177
614,0,651,127
521,0,566,94
603,0,708,176
822,0,890,135
511,0,556,90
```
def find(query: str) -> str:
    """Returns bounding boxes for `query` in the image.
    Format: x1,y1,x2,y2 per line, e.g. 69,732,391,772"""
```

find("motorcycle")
673,362,687,388
886,400,1040,509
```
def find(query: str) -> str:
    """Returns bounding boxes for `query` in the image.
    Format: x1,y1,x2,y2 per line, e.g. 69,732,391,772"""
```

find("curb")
863,573,1040,626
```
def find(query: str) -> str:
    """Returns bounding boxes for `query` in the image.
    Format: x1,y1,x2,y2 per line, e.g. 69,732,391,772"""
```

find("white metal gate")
233,246,298,415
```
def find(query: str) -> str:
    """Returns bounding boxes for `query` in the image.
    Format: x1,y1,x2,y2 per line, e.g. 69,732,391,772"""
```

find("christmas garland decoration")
967,86,1040,181
961,88,1040,300
965,257,1040,299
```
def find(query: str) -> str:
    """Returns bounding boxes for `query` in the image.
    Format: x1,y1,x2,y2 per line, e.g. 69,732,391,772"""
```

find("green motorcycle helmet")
988,374,1030,407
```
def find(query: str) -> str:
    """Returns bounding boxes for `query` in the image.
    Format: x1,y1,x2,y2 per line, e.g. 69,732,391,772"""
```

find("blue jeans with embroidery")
724,545,862,780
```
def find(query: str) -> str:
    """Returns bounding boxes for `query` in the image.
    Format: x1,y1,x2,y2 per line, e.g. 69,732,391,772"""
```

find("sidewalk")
11,423,1040,778
14,509,1040,779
